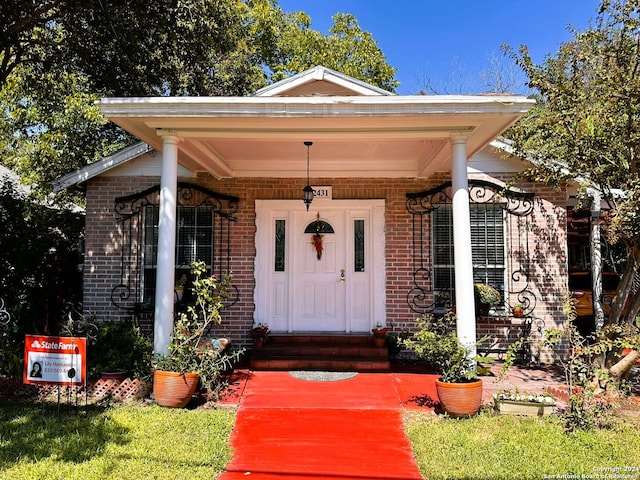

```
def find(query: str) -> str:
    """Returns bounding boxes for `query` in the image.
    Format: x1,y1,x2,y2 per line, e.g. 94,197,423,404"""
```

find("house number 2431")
312,186,332,199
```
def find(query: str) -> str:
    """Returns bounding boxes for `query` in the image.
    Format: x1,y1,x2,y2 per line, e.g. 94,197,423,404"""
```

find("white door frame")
255,198,386,332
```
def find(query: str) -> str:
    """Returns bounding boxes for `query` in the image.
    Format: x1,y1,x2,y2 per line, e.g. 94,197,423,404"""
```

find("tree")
417,50,526,95
1,0,397,200
1,0,265,97
506,0,640,384
0,66,127,200
0,177,84,375
267,11,398,92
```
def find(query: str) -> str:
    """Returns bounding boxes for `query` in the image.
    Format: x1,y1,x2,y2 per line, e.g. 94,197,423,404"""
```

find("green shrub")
402,312,477,383
154,261,244,396
473,283,501,306
88,318,153,380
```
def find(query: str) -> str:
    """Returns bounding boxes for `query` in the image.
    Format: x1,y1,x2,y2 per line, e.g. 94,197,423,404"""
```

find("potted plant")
153,260,243,408
386,331,410,359
88,318,153,382
372,323,389,347
512,303,524,318
474,283,501,316
493,389,556,416
251,323,269,348
402,311,483,417
174,273,188,302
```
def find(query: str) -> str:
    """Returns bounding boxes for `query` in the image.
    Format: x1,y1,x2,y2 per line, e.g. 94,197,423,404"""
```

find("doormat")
289,371,358,382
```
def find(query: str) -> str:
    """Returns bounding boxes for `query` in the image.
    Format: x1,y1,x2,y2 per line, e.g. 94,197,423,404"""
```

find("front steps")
250,333,391,372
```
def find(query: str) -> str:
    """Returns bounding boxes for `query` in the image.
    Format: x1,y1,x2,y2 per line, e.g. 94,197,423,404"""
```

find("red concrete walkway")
217,365,566,480
218,371,432,480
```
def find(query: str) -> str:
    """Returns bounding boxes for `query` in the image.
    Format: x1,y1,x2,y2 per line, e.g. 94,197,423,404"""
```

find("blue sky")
277,0,602,94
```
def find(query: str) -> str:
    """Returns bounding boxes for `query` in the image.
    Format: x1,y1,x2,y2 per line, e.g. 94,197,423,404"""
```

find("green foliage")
505,0,640,328
1,0,398,203
473,283,501,306
154,261,244,395
1,0,264,97
88,318,153,381
500,307,635,431
550,322,615,432
564,392,613,431
402,312,477,383
0,177,83,375
267,11,398,92
0,402,235,479
0,325,21,378
0,66,126,201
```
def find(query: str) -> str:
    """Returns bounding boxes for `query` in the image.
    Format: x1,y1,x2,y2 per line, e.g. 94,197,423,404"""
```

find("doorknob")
339,269,346,283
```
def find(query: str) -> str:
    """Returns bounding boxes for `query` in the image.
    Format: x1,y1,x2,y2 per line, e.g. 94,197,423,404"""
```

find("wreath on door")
311,234,323,260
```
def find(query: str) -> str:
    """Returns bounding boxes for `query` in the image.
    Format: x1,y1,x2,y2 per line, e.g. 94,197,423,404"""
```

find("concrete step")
250,333,391,372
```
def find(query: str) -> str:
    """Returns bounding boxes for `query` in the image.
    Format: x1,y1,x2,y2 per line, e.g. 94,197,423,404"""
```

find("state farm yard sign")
23,335,86,386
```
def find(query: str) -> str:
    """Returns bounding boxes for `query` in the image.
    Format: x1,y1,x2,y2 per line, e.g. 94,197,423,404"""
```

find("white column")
588,187,604,331
451,136,477,357
154,135,180,355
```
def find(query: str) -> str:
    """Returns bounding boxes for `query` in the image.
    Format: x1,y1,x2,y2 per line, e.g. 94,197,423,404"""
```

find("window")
354,219,365,272
432,204,505,307
275,219,286,272
142,205,214,302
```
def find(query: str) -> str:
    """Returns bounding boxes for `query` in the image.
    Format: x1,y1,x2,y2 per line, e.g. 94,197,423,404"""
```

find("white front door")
254,199,386,333
292,209,346,331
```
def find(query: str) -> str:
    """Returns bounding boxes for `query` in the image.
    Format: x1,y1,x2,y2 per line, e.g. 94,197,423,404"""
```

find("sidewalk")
217,364,566,479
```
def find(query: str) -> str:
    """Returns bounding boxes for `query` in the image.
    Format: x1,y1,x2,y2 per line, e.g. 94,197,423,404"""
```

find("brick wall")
83,173,569,358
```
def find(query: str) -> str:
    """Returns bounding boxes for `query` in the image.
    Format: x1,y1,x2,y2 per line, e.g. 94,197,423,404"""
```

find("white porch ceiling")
99,95,534,179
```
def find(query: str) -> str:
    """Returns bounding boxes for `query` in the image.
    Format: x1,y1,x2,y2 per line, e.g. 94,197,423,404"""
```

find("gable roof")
55,142,152,191
253,65,394,97
58,65,534,189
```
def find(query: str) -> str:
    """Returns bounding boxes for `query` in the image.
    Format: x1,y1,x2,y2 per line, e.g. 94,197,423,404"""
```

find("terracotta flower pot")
153,370,199,408
174,287,184,302
435,378,483,418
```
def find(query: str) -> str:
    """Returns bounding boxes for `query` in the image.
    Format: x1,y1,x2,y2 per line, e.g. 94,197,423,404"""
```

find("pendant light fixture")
302,141,314,211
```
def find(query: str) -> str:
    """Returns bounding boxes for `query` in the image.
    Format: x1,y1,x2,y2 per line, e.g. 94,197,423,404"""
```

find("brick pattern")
83,174,569,357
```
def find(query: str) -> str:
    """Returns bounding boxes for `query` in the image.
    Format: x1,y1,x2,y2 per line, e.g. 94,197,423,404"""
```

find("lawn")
0,401,236,480
3,396,640,480
405,408,640,480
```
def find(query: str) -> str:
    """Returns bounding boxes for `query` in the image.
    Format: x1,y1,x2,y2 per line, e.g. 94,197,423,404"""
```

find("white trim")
255,199,385,333
98,94,533,117
54,142,152,191
253,65,394,97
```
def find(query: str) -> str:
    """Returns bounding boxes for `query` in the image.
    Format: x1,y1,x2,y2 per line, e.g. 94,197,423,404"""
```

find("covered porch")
93,66,534,356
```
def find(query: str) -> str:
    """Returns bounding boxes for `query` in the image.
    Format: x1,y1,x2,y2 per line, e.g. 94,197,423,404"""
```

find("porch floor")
249,333,391,372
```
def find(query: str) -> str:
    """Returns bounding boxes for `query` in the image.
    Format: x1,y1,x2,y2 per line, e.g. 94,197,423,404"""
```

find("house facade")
58,66,570,361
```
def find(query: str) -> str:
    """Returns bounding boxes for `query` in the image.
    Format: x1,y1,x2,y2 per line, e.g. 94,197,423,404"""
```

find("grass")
0,400,236,480
2,393,640,480
405,408,640,480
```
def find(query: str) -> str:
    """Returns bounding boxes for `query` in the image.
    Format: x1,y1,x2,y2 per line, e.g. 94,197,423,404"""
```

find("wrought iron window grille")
406,179,537,316
111,182,239,316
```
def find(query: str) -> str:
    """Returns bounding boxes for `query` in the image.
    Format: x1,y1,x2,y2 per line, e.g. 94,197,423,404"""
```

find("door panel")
293,210,346,331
